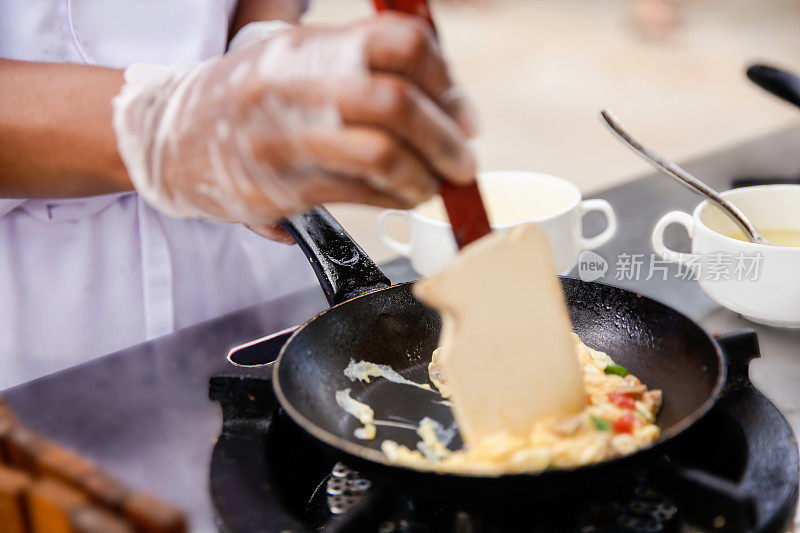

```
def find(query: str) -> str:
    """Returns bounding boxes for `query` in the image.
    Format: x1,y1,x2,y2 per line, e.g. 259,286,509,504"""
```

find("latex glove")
227,20,293,52
112,13,477,232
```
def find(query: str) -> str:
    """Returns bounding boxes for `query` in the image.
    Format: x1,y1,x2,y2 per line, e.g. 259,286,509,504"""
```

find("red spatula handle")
371,0,492,249
373,0,436,27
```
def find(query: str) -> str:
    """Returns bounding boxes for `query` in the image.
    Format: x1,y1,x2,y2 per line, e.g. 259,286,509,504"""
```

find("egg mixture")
337,333,662,476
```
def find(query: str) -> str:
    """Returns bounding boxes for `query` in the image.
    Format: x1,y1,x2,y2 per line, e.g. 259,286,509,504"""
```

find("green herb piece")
604,364,630,377
591,415,611,431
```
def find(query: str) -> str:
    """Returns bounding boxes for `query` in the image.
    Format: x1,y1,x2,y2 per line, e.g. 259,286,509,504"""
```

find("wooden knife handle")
371,0,492,249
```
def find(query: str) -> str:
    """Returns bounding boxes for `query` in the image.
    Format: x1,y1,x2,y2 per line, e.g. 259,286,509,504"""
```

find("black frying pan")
268,207,727,501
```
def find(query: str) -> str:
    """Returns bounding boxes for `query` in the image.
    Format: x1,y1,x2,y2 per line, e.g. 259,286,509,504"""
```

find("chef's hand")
112,14,477,238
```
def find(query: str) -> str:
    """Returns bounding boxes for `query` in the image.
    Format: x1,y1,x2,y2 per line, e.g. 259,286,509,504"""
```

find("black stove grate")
208,331,798,533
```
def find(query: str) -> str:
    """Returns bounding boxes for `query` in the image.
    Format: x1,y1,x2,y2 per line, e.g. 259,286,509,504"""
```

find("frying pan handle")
281,207,391,306
746,64,800,109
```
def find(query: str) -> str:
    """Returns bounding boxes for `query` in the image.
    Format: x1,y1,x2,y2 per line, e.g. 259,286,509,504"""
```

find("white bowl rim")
410,170,583,229
691,184,800,250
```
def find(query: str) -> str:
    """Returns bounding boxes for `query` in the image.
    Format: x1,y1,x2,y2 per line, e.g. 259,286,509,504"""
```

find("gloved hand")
112,13,477,240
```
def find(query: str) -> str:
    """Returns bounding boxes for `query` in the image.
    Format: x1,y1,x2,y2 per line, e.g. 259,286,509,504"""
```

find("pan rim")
272,278,727,479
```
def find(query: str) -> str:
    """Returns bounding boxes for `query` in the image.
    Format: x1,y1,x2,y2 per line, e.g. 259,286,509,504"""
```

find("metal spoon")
599,109,769,245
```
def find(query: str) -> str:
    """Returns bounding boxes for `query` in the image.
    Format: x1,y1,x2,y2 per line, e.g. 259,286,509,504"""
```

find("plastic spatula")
414,224,586,447
372,0,492,249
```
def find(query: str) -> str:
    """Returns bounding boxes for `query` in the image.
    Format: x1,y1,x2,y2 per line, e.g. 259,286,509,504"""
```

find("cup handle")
651,211,696,265
578,199,618,249
376,210,412,257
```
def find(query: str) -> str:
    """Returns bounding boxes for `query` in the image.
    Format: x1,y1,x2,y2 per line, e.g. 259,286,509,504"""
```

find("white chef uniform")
0,1,316,389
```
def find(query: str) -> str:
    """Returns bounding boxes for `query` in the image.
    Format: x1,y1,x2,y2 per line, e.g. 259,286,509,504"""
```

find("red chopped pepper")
613,413,637,434
608,391,636,410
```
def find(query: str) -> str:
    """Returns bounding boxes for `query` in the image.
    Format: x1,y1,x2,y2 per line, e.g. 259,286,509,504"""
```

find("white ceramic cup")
652,185,800,328
376,171,617,277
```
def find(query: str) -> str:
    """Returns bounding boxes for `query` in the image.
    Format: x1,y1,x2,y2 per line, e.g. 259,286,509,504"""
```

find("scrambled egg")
335,389,376,440
381,333,662,475
344,359,432,391
428,348,451,398
336,360,432,441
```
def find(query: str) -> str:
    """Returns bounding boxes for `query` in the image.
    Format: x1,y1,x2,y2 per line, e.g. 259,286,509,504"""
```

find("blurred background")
307,0,800,261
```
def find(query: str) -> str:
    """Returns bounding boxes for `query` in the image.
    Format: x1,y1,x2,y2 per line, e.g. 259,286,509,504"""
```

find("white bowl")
376,171,618,277
652,185,800,327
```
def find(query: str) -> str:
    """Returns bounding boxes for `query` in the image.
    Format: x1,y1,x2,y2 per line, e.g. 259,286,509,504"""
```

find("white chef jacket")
0,1,316,389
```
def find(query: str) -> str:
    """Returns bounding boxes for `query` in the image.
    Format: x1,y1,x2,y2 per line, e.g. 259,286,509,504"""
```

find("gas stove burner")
614,492,678,532
208,330,798,532
318,456,685,532
578,473,678,533
326,463,371,515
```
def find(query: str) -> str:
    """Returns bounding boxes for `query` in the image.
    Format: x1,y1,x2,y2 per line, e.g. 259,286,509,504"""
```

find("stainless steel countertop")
5,126,800,532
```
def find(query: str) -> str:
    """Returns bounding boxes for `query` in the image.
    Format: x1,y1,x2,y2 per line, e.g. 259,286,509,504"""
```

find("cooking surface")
208,350,797,532
5,127,800,531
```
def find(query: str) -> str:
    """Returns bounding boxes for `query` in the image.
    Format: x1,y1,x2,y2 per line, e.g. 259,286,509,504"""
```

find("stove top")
209,331,798,533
